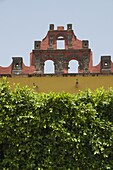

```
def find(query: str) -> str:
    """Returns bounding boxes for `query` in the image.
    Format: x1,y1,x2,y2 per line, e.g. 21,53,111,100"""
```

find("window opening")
44,60,55,74
57,36,65,49
104,62,108,66
68,60,78,73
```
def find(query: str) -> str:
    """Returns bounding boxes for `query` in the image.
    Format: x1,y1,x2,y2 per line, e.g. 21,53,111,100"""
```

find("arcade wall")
0,24,112,76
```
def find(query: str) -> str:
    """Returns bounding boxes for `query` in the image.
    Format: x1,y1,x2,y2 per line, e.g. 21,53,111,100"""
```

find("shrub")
0,79,113,169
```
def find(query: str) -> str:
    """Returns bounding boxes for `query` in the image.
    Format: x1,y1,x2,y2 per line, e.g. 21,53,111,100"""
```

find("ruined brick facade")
0,24,113,76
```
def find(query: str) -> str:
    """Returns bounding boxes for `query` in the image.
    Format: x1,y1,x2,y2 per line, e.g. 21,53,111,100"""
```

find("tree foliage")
0,78,113,169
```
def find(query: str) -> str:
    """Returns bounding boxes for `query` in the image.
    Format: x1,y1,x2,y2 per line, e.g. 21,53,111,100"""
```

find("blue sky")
0,0,113,71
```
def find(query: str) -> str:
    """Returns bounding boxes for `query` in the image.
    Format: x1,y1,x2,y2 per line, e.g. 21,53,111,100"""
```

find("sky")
0,0,113,72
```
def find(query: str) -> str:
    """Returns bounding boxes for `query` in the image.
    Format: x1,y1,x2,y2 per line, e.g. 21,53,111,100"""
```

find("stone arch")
68,59,79,73
42,55,57,74
66,54,90,73
55,34,68,49
55,33,67,41
57,36,65,49
66,54,84,73
44,59,55,74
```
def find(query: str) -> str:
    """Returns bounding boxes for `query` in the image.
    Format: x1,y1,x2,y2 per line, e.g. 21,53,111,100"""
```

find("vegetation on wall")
0,78,113,170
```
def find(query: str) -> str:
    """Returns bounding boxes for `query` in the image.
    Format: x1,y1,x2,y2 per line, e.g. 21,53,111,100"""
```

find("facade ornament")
49,35,54,49
83,56,89,72
68,35,72,48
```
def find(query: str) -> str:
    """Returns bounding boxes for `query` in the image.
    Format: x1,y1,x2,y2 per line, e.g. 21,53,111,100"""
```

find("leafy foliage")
0,78,113,169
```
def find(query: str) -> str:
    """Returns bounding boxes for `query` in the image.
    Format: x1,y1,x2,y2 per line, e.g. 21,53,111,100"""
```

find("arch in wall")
68,59,79,73
57,36,65,49
44,60,55,74
66,54,88,73
55,34,67,50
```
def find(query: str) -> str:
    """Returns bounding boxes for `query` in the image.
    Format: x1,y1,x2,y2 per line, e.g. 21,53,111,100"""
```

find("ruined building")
0,24,112,76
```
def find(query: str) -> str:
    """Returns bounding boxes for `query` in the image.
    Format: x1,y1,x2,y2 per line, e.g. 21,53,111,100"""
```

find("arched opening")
44,60,55,74
57,36,65,49
68,60,79,73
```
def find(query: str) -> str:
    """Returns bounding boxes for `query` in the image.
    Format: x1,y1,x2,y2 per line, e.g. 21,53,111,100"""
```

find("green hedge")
0,78,113,169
